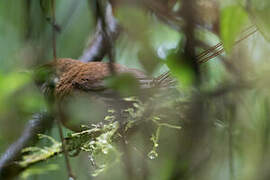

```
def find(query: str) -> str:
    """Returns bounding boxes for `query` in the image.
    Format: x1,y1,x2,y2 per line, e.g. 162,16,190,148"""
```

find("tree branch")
0,112,54,179
79,1,121,62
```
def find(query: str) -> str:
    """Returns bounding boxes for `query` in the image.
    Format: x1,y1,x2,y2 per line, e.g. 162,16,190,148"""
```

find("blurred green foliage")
1,0,270,180
248,0,270,41
221,5,249,53
166,49,195,88
105,73,140,96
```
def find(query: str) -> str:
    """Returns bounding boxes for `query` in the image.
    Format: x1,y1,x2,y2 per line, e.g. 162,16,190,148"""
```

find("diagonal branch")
80,1,121,62
0,112,54,179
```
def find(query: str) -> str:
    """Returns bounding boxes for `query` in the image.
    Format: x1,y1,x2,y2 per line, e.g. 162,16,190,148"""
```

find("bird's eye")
47,77,57,88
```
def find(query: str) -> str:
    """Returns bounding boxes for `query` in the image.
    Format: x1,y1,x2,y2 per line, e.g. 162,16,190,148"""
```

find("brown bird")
35,58,175,131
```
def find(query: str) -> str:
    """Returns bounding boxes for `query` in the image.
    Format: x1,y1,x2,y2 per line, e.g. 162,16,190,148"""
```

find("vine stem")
51,0,75,179
52,0,57,62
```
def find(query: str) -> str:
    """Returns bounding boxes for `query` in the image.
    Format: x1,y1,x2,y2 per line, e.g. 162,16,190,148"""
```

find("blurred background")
1,0,270,179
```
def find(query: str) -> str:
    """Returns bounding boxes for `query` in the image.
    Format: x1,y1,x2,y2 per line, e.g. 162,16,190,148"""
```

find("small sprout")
104,115,116,121
88,155,97,168
108,109,115,114
153,116,161,121
124,108,135,117
92,164,106,177
81,124,91,129
152,116,181,130
148,150,158,160
158,123,181,130
214,120,227,129
91,124,99,128
125,120,135,131
148,126,161,160
133,103,140,109
123,97,137,101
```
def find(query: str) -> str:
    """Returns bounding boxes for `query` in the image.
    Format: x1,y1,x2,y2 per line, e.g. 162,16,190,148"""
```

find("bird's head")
33,58,80,100
33,62,58,101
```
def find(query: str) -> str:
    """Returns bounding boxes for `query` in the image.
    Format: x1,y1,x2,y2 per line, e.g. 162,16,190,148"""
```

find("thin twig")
120,128,135,180
52,0,57,62
51,0,75,179
56,104,75,179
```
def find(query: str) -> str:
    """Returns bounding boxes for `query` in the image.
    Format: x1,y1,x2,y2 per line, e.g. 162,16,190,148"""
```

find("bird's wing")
72,79,107,92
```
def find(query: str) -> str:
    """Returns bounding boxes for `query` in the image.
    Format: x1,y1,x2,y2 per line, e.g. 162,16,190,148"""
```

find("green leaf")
220,5,249,53
40,0,53,20
248,0,270,41
0,72,31,102
138,46,161,74
165,50,195,88
116,6,149,40
104,73,140,97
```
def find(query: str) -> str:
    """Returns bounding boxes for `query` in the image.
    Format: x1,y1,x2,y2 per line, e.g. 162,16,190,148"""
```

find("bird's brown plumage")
51,58,148,99
39,58,176,131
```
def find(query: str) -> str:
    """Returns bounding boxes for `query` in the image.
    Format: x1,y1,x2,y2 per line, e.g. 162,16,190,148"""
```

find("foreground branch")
0,112,54,179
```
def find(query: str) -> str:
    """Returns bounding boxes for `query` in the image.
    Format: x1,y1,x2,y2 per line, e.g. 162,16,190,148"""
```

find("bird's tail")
137,71,177,89
155,71,177,88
